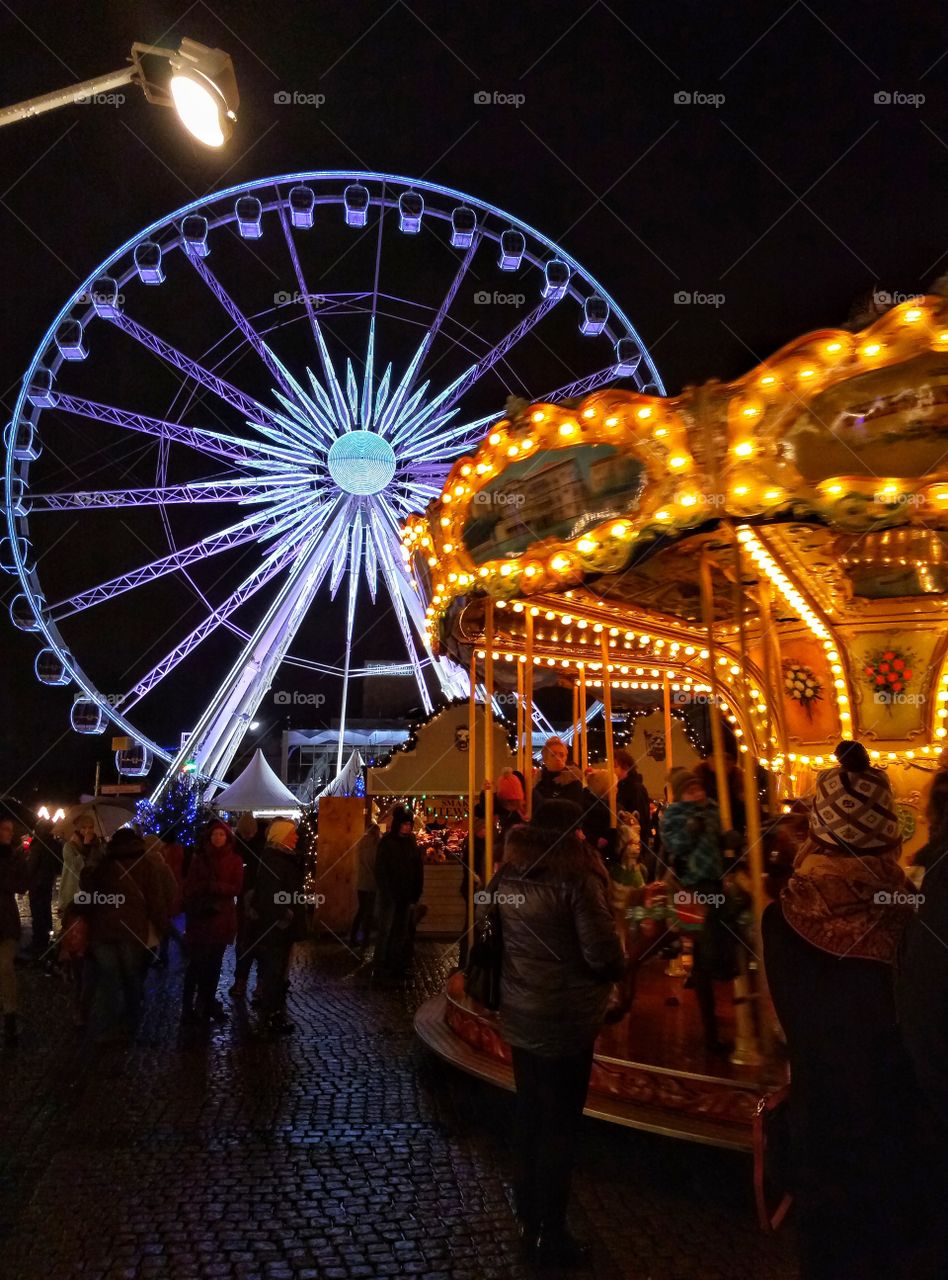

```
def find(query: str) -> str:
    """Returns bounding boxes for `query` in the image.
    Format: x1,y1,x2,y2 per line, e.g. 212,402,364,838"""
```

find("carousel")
405,294,948,1151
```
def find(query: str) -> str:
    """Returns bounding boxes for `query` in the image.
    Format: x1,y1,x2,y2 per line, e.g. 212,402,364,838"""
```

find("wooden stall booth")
366,703,516,936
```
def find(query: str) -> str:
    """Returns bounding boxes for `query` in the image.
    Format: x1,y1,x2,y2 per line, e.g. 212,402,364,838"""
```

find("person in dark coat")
373,807,423,984
181,820,244,1024
80,828,175,1044
579,769,617,867
896,768,948,1277
247,818,305,1036
762,741,928,1280
0,817,29,1044
532,737,584,807
26,817,62,964
614,749,653,877
494,799,624,1267
349,821,380,952
230,813,267,997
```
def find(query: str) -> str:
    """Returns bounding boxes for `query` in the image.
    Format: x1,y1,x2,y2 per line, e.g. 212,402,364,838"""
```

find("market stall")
367,703,516,935
405,295,948,1146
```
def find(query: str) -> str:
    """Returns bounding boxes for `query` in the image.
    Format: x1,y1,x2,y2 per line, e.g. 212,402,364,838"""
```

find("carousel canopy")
211,748,299,812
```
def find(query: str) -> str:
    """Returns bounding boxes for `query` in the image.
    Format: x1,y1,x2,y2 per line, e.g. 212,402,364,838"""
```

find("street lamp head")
168,38,238,147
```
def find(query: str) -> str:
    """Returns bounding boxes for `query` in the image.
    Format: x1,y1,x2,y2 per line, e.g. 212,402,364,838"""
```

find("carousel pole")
578,662,589,775
730,530,772,1061
516,658,525,776
467,650,477,949
599,633,617,827
757,577,789,805
484,602,495,880
571,679,580,765
524,608,535,818
662,670,675,774
697,550,734,830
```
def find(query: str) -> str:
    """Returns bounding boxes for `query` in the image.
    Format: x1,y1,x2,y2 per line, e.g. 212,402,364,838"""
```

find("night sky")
0,0,943,803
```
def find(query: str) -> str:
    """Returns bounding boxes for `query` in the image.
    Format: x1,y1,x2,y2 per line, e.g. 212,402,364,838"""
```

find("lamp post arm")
0,66,139,127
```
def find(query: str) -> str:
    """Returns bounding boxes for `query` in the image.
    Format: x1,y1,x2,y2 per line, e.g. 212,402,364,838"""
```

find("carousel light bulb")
760,374,776,386
577,538,597,553
734,441,755,457
583,408,596,419
522,438,534,450
862,342,881,357
559,422,576,437
904,308,922,323
826,340,843,353
606,416,619,427
669,455,688,469
799,368,815,380
637,406,653,420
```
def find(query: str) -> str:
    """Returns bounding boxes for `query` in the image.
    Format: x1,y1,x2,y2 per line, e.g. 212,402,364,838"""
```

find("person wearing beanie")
373,807,424,984
181,820,244,1025
79,826,175,1044
762,742,929,1278
494,768,528,846
245,817,304,1036
533,737,584,807
659,768,731,1052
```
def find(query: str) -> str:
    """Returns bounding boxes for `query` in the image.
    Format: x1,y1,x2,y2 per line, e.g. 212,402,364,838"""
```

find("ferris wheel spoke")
48,501,302,621
107,312,303,451
536,365,624,403
171,502,354,787
184,253,319,451
48,393,308,471
400,410,502,462
118,503,333,712
371,513,433,714
432,294,562,418
24,477,305,513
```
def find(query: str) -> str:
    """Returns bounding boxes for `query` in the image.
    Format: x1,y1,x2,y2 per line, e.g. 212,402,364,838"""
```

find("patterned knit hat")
809,766,900,855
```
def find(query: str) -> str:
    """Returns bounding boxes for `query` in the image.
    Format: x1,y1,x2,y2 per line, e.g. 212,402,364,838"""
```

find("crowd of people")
0,812,311,1045
5,732,948,1276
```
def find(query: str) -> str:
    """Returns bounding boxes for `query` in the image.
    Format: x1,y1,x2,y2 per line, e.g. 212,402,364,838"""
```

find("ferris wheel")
2,170,664,794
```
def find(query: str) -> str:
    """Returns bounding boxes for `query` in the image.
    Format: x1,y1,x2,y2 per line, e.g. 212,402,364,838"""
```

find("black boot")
3,1013,18,1045
534,1224,591,1270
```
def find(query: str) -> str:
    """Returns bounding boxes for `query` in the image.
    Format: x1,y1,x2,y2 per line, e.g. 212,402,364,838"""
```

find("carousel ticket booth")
405,295,948,1148
367,703,516,936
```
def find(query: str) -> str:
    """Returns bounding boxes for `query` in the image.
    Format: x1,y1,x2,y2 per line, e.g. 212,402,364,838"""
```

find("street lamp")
0,37,238,146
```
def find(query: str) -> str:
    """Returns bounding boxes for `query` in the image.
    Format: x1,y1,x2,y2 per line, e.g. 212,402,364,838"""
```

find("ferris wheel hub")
326,429,397,495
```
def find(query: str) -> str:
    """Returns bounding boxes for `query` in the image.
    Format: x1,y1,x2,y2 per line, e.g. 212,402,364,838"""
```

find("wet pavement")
0,938,797,1280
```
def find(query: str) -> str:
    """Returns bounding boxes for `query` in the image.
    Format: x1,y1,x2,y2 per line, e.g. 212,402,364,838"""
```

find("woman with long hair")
181,820,243,1024
494,799,624,1267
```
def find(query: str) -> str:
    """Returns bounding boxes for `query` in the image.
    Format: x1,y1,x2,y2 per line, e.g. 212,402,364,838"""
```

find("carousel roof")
401,295,948,775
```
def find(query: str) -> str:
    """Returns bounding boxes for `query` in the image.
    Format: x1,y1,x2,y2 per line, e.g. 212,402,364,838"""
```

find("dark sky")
0,0,944,802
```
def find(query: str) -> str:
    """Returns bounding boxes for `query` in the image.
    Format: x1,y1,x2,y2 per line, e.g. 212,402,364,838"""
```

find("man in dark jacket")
494,799,624,1266
26,818,62,964
79,827,174,1043
247,818,305,1036
0,818,29,1044
614,749,653,876
373,807,423,983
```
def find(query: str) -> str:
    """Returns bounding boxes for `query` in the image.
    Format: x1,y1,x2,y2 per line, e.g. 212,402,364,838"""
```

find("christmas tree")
136,771,201,847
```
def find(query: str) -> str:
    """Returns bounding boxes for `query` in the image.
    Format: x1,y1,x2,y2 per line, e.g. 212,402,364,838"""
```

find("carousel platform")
415,962,787,1152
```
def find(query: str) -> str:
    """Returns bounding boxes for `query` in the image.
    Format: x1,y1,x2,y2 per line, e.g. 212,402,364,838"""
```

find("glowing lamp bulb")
734,441,754,457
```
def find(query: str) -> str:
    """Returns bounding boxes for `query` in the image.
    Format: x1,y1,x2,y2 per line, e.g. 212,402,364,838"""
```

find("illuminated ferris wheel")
2,170,664,793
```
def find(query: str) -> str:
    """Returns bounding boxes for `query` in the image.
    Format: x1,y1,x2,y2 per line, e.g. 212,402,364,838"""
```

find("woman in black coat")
372,807,423,983
493,799,624,1267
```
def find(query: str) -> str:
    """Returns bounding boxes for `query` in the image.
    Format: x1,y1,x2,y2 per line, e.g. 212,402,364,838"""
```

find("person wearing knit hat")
494,769,528,847
762,742,925,1278
667,767,703,804
246,817,303,1036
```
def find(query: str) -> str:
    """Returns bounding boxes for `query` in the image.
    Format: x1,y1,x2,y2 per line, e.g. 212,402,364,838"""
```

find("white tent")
211,748,300,814
311,749,363,810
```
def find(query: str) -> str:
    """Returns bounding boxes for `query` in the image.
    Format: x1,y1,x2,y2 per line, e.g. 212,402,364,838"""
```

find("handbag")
753,1085,794,1231
464,874,503,1010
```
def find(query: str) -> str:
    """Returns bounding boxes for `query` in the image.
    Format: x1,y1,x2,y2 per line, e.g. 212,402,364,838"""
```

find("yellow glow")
636,407,653,420
489,432,501,445
507,445,519,457
611,522,629,538
904,308,922,322
559,422,576,437
669,455,688,469
577,538,597,553
605,416,619,427
734,441,754,457
799,368,815,380
522,438,534,450
862,342,881,357
583,408,596,419
500,563,513,577
460,464,471,476
678,492,698,507
733,485,749,496
825,341,842,353
760,374,776,386
655,509,670,521
443,543,453,553
654,426,669,438
827,483,843,495
551,555,570,572
439,516,450,527
531,410,545,423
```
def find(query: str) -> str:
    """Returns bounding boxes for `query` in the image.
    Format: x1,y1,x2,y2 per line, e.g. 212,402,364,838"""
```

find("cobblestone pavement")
0,939,797,1280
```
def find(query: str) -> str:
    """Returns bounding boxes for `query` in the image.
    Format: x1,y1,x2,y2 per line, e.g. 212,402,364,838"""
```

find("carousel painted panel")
847,630,941,742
